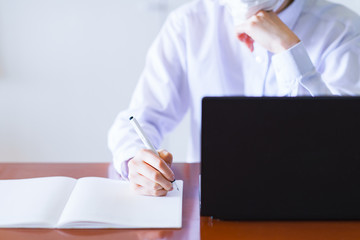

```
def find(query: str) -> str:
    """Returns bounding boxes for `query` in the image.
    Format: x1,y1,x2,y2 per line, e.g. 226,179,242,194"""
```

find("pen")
129,116,179,191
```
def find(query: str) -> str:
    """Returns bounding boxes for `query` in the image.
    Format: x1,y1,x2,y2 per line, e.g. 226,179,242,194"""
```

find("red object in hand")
237,33,254,52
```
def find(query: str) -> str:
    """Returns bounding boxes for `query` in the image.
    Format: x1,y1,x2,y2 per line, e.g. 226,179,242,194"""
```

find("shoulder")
302,0,360,34
168,0,211,19
164,0,218,31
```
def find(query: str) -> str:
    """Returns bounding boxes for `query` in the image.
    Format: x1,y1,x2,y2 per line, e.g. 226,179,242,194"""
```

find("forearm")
272,42,333,96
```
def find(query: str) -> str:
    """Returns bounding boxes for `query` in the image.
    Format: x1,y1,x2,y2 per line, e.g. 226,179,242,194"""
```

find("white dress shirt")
108,0,360,179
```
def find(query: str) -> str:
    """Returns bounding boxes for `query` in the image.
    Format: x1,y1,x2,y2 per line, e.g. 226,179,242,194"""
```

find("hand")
238,33,255,52
236,10,300,54
128,149,175,196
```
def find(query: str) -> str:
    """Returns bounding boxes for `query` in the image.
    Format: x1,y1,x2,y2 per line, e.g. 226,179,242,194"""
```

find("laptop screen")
201,97,360,220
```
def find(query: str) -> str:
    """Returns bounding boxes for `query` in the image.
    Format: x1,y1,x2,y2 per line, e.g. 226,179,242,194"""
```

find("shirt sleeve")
107,11,189,179
272,34,360,96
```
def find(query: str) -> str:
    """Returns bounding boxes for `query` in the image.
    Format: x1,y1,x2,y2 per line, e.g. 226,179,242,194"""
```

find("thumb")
158,149,173,167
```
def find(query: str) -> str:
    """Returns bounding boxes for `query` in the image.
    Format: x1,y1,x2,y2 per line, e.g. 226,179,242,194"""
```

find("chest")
186,35,276,97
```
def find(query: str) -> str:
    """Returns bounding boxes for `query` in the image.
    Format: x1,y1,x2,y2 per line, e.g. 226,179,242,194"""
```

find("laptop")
200,97,360,220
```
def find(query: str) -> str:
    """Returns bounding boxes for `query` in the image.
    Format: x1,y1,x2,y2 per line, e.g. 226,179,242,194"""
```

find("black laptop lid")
200,97,360,220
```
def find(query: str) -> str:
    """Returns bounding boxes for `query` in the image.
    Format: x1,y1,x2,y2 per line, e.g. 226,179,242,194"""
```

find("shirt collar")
277,0,306,30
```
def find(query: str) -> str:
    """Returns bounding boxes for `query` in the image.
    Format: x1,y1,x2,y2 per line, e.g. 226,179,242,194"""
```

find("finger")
236,21,250,37
237,33,254,52
245,36,254,52
243,34,254,52
158,149,173,166
129,152,173,190
136,160,173,190
131,183,168,197
139,149,175,182
129,172,164,191
237,33,247,41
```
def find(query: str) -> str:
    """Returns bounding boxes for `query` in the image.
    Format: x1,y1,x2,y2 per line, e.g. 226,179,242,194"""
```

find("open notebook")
0,177,183,229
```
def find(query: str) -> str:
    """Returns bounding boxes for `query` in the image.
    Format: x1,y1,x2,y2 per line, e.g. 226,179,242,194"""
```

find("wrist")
276,34,300,54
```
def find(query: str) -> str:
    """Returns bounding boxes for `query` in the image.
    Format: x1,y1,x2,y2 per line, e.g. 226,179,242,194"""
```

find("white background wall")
0,0,359,163
0,0,191,163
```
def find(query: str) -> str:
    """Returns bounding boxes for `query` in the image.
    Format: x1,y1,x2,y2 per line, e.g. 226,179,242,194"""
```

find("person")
108,0,360,196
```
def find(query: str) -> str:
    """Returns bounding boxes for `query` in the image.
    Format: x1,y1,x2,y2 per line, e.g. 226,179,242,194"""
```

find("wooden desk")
1,163,360,240
0,163,200,240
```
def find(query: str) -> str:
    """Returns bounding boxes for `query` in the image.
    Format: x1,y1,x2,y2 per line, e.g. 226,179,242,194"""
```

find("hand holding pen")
128,116,179,197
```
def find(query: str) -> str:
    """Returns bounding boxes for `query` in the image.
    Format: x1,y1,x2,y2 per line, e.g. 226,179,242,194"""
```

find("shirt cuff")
113,158,131,181
272,41,316,96
113,146,140,181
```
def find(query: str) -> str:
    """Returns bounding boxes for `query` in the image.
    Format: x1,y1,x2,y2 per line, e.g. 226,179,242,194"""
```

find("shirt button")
255,56,263,63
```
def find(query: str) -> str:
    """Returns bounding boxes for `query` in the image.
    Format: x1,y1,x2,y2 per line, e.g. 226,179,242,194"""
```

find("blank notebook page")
0,177,76,228
57,177,183,228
